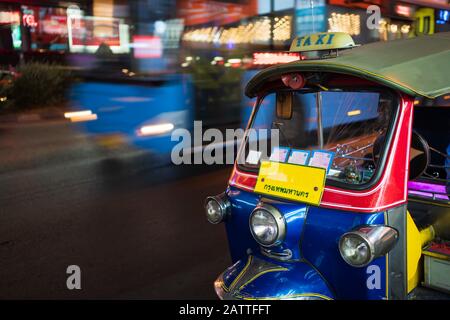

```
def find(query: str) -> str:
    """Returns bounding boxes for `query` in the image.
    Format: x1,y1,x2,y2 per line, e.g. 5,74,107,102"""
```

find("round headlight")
205,193,230,224
339,233,372,267
249,204,285,247
339,225,398,267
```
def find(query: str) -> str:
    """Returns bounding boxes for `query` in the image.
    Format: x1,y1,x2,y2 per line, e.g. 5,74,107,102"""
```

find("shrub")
6,62,72,110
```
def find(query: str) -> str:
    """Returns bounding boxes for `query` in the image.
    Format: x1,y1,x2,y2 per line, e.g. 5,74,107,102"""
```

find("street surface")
0,120,231,299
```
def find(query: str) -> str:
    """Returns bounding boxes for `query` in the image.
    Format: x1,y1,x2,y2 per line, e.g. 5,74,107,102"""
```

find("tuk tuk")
205,32,450,300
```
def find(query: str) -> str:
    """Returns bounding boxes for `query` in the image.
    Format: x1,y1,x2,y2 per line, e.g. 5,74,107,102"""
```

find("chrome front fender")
214,255,335,300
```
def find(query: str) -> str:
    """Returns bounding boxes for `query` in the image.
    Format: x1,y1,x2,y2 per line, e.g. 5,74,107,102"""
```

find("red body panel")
229,94,414,213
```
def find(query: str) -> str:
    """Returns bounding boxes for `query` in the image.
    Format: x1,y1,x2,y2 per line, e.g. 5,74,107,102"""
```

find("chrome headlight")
249,204,286,247
205,193,230,224
339,225,398,267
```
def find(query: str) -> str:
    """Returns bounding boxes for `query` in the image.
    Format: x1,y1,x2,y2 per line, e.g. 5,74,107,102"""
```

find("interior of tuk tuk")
240,73,399,187
404,98,450,298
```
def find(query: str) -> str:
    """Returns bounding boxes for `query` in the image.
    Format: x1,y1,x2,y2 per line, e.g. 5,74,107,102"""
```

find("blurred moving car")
68,71,194,162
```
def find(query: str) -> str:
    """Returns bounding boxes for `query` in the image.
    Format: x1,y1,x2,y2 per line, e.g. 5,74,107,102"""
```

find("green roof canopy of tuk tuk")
245,32,450,99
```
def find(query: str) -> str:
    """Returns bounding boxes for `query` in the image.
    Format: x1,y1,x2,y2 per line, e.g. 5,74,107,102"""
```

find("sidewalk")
0,107,67,124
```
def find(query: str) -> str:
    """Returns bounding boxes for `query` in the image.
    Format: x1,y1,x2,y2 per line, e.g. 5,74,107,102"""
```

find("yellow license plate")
254,161,326,206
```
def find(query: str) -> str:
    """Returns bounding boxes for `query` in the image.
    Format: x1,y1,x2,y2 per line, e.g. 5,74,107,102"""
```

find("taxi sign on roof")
289,32,357,53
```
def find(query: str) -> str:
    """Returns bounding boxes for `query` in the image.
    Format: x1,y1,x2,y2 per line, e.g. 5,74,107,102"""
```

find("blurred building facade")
1,0,450,67
1,0,449,138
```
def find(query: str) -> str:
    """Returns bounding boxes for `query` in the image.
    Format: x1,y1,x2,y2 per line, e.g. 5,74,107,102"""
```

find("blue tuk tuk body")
220,189,388,300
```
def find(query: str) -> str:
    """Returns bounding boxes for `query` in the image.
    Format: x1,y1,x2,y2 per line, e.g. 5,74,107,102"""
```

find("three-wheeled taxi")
205,32,450,300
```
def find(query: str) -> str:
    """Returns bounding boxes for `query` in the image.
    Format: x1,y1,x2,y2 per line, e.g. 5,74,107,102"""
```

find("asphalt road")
0,120,232,299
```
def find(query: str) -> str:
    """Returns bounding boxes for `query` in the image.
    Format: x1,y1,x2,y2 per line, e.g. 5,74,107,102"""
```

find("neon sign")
67,16,130,54
0,11,20,24
437,10,450,24
23,14,38,28
395,5,413,18
132,36,162,59
253,52,300,66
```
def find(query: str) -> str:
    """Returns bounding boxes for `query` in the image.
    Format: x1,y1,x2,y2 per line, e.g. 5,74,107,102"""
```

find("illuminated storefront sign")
395,4,414,18
0,11,21,49
412,0,449,5
67,16,130,53
182,15,292,46
177,0,257,26
258,0,295,14
23,14,38,27
437,10,450,24
328,12,361,35
154,19,184,49
66,4,82,28
0,11,20,24
328,0,383,10
253,52,300,65
21,5,70,51
41,16,67,35
414,8,435,35
295,0,326,36
132,35,162,59
378,18,411,41
11,24,21,49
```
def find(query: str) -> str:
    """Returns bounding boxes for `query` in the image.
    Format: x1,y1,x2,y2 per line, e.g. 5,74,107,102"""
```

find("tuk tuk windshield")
239,89,397,187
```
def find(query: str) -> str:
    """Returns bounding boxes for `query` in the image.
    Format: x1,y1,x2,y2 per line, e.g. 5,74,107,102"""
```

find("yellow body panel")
254,161,326,206
406,212,435,293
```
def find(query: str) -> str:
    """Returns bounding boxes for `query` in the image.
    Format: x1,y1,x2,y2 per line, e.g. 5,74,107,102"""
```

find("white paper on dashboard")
308,151,333,171
287,150,310,165
269,147,289,163
246,150,262,165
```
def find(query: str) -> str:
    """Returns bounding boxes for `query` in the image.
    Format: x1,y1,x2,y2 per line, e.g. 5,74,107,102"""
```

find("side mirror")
409,131,430,180
276,92,293,120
